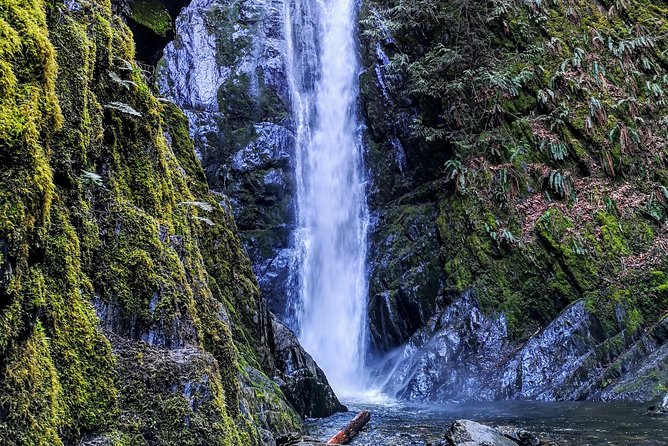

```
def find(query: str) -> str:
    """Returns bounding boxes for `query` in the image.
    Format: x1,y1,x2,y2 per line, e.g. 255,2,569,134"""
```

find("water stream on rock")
284,0,370,397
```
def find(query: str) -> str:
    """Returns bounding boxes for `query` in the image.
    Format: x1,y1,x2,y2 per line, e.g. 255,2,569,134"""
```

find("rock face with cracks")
270,315,346,418
158,0,300,326
383,292,668,402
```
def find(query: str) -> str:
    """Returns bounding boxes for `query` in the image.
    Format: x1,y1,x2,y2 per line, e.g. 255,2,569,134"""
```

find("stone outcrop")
445,420,521,446
382,290,508,401
0,0,308,443
271,315,347,417
158,0,300,324
359,0,668,404
646,393,668,416
382,292,668,403
157,0,344,420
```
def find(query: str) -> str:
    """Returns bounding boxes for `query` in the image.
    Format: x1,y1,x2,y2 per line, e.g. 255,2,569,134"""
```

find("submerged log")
326,410,371,444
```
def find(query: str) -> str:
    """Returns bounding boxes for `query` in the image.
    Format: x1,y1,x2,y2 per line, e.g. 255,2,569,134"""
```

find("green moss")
596,211,629,255
0,324,64,446
1,0,300,444
41,201,117,441
129,0,172,36
361,0,668,344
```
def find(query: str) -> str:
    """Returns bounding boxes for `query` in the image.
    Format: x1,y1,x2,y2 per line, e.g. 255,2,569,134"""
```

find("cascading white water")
284,0,369,396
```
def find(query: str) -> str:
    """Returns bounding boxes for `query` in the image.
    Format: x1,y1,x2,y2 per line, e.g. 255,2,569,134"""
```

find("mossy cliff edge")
0,0,304,444
360,0,668,399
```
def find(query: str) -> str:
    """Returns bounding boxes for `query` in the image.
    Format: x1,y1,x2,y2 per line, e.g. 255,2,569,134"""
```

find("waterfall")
284,0,369,396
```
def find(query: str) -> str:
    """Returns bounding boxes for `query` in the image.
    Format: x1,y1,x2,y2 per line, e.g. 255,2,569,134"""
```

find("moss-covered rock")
360,0,668,340
0,0,302,443
359,0,668,398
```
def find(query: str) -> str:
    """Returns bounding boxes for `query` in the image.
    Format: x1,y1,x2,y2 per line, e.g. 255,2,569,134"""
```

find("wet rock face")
382,290,509,401
158,0,297,320
158,0,345,422
646,393,668,416
597,317,668,402
271,315,347,418
367,200,444,353
382,292,668,403
356,0,668,406
357,4,450,356
495,300,608,401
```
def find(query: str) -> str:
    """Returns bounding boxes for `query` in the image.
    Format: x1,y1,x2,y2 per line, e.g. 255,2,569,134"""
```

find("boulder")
647,393,668,416
271,315,347,418
495,426,544,446
445,420,519,446
381,290,509,401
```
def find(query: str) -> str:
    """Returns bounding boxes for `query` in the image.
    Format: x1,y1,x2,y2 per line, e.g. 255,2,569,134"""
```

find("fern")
195,217,215,226
540,140,568,161
548,170,572,198
499,229,518,246
537,88,554,105
108,71,137,90
179,201,213,212
80,171,103,187
589,97,607,126
571,235,588,256
114,56,133,71
104,101,141,117
444,158,467,193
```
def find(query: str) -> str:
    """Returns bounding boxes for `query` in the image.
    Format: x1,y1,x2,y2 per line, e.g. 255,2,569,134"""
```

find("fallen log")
326,410,371,444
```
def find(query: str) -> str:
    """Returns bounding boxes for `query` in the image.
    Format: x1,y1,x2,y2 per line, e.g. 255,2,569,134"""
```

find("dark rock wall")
358,6,451,355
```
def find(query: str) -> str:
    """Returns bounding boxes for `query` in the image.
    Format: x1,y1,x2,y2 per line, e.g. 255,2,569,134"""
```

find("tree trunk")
326,410,371,444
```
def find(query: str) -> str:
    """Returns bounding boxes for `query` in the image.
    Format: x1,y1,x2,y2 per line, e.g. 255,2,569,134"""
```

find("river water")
306,399,667,445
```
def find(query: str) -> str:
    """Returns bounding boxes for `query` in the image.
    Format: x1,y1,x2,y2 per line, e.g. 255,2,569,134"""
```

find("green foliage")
361,0,668,342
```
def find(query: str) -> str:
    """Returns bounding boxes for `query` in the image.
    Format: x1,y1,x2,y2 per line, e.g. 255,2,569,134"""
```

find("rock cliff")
359,0,668,402
0,0,337,444
157,0,300,325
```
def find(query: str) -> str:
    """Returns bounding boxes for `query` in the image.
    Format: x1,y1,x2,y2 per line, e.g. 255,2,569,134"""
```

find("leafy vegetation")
360,0,668,343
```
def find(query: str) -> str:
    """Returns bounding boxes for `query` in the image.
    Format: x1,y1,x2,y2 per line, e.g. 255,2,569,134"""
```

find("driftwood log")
326,410,371,444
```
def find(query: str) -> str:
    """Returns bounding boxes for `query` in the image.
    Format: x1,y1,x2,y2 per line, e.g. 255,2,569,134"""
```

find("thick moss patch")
129,0,172,36
0,0,301,444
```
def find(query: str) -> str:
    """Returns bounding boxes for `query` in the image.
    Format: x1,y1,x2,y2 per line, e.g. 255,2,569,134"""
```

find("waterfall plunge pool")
305,399,667,445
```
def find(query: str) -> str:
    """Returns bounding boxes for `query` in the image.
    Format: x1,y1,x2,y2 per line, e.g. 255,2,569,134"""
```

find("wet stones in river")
646,393,668,416
275,433,327,446
445,420,546,446
495,426,544,446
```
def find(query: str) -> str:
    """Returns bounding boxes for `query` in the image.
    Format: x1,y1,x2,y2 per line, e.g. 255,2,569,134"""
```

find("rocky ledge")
383,290,667,403
271,315,347,418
